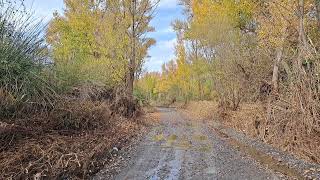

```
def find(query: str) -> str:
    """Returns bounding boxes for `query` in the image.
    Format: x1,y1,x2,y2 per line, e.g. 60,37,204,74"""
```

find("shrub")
0,6,56,118
134,86,147,105
49,99,112,131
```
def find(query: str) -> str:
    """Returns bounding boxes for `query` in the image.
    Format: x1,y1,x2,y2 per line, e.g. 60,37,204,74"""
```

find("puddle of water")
146,152,167,180
167,150,184,180
147,143,184,180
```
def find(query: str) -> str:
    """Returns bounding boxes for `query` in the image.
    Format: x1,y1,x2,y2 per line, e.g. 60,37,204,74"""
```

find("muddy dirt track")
108,108,286,180
93,108,320,180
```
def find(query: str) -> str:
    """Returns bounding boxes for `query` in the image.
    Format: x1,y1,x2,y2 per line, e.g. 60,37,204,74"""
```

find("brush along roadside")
181,101,320,164
0,97,156,179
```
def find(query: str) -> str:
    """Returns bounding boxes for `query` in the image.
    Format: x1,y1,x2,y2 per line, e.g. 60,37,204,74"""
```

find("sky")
23,0,185,72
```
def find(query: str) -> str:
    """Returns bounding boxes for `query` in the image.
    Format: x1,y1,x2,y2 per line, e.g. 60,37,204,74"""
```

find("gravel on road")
95,108,289,180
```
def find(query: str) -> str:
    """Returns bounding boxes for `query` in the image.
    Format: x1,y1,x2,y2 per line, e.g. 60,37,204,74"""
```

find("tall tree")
47,0,157,90
126,0,159,98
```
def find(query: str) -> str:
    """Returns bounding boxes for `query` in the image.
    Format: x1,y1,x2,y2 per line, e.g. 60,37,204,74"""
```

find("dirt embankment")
182,101,320,164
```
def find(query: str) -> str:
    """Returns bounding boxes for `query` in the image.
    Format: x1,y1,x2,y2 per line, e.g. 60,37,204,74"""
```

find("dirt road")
104,108,284,180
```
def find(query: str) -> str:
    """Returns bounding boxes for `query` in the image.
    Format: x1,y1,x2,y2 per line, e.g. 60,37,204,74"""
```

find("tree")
47,0,158,91
126,0,159,99
48,0,129,88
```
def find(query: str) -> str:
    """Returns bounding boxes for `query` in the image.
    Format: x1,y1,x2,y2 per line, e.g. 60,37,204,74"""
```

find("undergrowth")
0,94,146,179
0,5,146,179
183,101,320,164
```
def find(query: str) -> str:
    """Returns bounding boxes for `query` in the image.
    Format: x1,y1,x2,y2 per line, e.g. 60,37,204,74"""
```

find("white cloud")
145,38,177,71
148,27,175,38
160,27,174,34
158,38,176,49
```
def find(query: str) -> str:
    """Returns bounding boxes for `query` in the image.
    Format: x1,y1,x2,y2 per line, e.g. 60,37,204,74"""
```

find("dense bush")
0,6,56,118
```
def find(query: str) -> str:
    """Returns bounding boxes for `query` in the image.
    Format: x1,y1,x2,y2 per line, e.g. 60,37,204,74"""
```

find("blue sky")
24,0,184,72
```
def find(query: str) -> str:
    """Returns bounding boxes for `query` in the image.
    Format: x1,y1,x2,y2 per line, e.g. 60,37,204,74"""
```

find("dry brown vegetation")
0,88,156,179
183,101,320,164
0,1,161,178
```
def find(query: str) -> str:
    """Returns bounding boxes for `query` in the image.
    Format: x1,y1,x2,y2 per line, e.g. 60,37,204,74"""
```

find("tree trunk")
266,26,287,139
297,0,308,70
127,0,137,99
127,68,135,97
271,29,287,93
271,46,283,92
